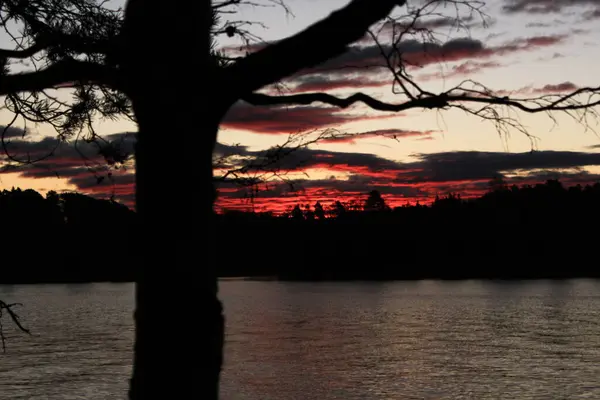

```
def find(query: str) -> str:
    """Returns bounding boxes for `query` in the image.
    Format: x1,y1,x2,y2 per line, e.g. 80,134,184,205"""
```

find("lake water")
0,280,599,399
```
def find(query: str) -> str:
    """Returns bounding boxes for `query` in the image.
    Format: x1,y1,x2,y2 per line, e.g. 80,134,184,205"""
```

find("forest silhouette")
2,177,598,284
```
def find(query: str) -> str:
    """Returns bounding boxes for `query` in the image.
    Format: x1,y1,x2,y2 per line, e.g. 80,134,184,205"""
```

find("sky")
1,0,600,214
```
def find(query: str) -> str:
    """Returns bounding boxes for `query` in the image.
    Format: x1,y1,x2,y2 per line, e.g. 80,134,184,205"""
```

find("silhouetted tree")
314,201,325,220
291,204,304,220
331,200,347,218
489,175,508,192
364,190,390,212
304,204,315,221
1,0,600,398
215,178,600,280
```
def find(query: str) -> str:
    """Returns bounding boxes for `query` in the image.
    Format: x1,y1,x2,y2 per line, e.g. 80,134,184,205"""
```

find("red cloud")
418,60,502,81
497,81,580,96
69,173,136,207
504,0,600,15
382,15,478,33
280,34,566,95
221,33,568,99
214,149,600,214
215,172,600,215
452,60,501,74
221,101,393,134
532,82,579,94
291,76,389,93
314,34,565,73
320,128,437,144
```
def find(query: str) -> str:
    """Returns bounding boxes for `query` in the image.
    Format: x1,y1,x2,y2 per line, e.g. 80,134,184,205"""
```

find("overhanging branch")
0,36,114,60
0,59,119,95
243,87,600,114
0,43,46,59
226,0,406,94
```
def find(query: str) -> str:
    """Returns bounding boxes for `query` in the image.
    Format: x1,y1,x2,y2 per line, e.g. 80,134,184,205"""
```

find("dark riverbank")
1,180,599,284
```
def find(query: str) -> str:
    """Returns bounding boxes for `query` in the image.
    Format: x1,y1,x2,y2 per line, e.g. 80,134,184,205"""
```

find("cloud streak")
4,132,600,214
0,125,29,139
221,101,393,134
228,31,569,98
319,128,438,144
214,146,600,213
272,33,569,97
1,133,136,206
503,0,600,15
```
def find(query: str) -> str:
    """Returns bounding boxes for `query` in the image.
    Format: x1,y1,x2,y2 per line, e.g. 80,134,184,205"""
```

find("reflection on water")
0,283,134,400
0,280,599,399
220,280,600,400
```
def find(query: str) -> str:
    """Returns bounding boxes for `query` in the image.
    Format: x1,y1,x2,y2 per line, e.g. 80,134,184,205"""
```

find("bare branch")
0,300,30,353
0,35,114,60
213,129,346,207
243,91,442,111
243,83,600,146
226,0,406,94
0,43,47,60
244,86,600,114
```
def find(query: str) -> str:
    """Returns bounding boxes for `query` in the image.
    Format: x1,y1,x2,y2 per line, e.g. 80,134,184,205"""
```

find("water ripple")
1,280,599,400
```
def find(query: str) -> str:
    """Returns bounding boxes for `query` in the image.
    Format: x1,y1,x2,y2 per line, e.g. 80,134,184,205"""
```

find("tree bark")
121,0,227,399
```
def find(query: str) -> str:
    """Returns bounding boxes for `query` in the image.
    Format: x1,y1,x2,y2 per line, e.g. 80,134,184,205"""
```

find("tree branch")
0,35,114,60
243,86,600,114
243,91,428,111
0,59,119,95
226,0,406,94
0,43,46,59
0,300,30,352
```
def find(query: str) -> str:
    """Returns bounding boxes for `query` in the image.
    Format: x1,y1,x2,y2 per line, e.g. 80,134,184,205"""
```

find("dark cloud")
495,81,580,97
583,8,600,18
1,132,135,167
306,37,484,73
380,15,478,33
418,60,502,81
304,35,564,74
1,132,136,205
526,22,554,27
290,74,389,93
215,147,600,212
409,150,600,183
258,147,402,175
532,82,579,94
214,142,250,158
221,100,389,134
280,34,566,95
320,128,437,144
503,0,600,14
0,125,29,139
218,143,600,183
225,33,567,99
218,174,423,201
70,172,136,207
6,133,600,212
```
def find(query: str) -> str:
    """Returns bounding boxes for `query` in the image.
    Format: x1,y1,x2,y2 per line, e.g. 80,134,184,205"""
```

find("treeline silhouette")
1,178,600,283
217,178,600,280
1,188,137,283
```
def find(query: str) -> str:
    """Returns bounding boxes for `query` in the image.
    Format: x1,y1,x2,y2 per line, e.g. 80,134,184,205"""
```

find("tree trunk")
128,112,225,400
121,0,228,399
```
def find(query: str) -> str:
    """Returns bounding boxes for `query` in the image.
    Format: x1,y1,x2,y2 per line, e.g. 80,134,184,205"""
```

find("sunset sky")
1,0,600,214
